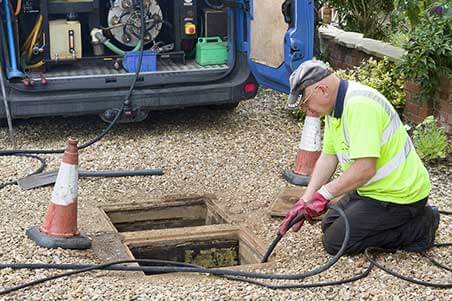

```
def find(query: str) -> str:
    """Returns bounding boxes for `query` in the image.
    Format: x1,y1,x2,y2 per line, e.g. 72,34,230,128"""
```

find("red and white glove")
278,186,333,236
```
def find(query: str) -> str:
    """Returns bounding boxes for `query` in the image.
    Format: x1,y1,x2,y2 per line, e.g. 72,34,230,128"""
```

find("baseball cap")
287,60,332,110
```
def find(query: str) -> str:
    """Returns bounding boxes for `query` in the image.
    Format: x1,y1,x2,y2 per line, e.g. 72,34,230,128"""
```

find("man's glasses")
299,85,319,107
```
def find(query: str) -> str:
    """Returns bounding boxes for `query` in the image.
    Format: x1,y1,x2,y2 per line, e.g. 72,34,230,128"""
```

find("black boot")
401,205,440,253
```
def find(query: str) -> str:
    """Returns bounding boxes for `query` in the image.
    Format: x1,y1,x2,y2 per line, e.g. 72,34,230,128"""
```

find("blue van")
0,0,314,123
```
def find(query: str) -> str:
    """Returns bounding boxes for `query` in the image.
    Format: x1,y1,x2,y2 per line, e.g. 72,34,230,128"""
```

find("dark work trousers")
321,191,430,255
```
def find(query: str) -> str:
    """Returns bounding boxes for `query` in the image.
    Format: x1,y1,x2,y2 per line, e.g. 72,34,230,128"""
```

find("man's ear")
318,84,329,97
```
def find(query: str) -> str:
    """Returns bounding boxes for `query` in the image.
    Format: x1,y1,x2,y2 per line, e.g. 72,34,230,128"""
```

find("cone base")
26,226,91,250
283,170,311,186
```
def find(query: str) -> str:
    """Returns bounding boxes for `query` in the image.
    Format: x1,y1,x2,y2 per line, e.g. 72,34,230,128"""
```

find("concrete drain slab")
100,195,231,233
91,195,268,275
125,224,266,275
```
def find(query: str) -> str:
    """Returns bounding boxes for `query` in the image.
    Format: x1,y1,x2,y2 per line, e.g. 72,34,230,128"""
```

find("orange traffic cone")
283,115,322,186
27,138,91,249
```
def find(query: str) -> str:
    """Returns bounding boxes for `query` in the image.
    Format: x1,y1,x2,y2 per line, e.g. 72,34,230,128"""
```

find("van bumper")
1,54,257,119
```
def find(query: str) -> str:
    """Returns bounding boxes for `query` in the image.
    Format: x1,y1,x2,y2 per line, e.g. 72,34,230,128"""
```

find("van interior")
1,0,234,88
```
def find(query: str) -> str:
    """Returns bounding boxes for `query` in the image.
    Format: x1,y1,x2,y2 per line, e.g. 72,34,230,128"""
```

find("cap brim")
286,91,303,110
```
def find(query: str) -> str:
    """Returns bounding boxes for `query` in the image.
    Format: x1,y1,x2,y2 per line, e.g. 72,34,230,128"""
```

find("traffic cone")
26,138,91,249
283,115,322,186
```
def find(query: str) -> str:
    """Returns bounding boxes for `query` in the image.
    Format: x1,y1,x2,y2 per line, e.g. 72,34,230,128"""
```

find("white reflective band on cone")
51,162,79,206
299,116,322,152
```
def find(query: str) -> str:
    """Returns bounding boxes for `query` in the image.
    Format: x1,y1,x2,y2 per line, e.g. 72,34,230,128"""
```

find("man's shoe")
402,205,440,253
429,206,440,246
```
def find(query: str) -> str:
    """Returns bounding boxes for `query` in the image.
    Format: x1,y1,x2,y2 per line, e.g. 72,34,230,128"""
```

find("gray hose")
79,169,163,177
0,61,16,147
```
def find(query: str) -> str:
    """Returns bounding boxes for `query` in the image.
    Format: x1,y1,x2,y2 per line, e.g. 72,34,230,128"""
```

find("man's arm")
324,157,377,198
302,153,338,201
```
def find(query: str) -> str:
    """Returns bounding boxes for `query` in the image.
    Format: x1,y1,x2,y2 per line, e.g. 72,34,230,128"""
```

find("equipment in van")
1,0,24,78
48,18,83,61
203,8,227,39
195,37,227,65
8,0,207,72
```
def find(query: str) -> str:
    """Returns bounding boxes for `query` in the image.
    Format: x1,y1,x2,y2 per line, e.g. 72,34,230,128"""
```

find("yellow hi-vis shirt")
323,81,431,204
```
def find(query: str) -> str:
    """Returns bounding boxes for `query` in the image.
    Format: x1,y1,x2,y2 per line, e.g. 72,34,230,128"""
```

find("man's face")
300,83,332,116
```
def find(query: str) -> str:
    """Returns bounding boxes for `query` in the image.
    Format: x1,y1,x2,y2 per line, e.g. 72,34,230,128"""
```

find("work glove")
278,191,331,236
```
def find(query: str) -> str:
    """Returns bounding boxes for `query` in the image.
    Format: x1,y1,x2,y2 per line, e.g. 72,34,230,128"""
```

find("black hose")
423,253,452,272
0,1,149,187
1,207,451,294
364,246,452,289
0,205,351,294
78,169,164,177
261,214,305,263
0,154,46,189
220,262,373,289
0,259,203,295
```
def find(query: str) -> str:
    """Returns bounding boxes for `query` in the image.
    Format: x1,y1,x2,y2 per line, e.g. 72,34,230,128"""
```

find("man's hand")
303,192,329,223
278,199,308,236
278,192,331,236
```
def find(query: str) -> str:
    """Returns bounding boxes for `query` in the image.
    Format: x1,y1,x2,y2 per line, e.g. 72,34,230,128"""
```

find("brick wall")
403,80,452,133
319,25,452,133
436,80,452,134
323,38,373,70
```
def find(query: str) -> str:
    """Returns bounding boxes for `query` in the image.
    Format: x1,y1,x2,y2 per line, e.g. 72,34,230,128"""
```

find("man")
279,60,439,255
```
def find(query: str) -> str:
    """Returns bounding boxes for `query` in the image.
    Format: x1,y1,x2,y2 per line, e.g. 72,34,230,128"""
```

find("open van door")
245,0,314,93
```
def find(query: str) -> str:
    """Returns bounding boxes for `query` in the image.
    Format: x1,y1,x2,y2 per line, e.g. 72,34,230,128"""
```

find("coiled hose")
0,0,148,188
0,206,450,295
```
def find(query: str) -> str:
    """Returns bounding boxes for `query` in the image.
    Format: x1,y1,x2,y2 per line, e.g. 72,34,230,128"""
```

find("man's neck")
331,78,348,118
328,77,341,115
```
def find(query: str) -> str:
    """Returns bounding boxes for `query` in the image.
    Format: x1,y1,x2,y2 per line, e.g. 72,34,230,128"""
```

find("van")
0,0,314,123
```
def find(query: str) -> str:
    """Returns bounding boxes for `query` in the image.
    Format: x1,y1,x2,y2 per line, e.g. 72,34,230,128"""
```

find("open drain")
101,196,229,232
125,225,266,275
130,239,239,275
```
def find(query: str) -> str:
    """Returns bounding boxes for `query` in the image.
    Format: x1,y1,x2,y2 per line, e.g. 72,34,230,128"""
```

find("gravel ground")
0,89,451,300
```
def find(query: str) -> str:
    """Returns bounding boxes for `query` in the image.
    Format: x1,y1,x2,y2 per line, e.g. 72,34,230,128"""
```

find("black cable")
1,206,450,294
220,262,373,289
0,154,46,189
261,214,305,263
422,242,452,272
423,253,452,272
0,259,202,295
364,246,452,289
0,0,148,187
0,205,351,294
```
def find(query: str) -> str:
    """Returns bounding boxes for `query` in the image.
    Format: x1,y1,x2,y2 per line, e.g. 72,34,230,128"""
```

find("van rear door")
241,0,314,93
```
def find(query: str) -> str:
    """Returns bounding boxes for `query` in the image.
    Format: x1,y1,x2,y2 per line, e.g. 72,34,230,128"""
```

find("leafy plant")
395,0,435,29
336,58,406,114
412,116,451,161
385,32,410,48
398,3,452,102
321,0,395,39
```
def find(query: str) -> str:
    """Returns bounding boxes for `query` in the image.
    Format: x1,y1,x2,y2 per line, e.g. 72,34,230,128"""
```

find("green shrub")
322,0,395,39
386,32,410,48
412,116,451,161
336,58,406,114
395,0,435,30
398,3,452,102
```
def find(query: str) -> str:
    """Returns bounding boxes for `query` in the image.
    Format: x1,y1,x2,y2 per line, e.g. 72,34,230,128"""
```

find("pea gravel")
0,89,451,300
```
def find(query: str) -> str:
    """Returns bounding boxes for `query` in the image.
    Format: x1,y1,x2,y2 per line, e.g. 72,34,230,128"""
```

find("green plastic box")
195,37,228,66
